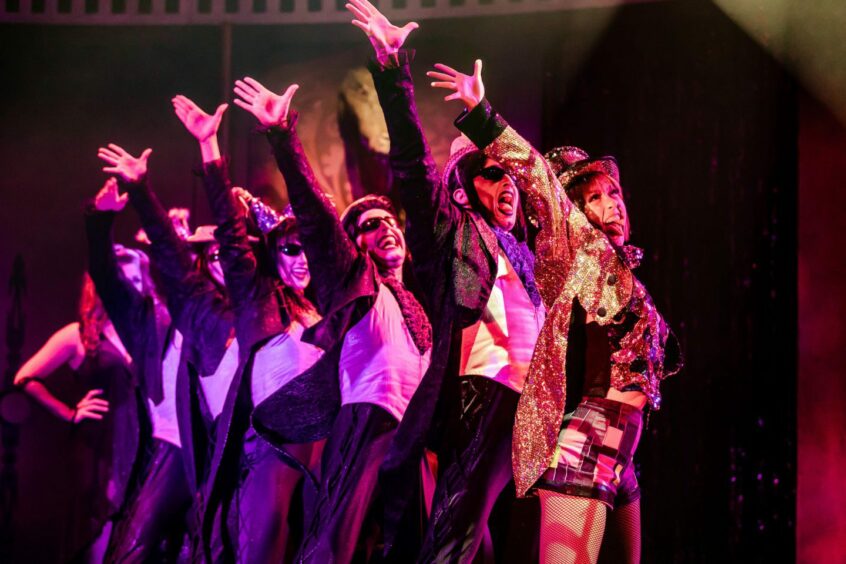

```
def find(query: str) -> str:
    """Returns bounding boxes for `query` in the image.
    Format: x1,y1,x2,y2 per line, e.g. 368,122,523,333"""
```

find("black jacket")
369,52,503,552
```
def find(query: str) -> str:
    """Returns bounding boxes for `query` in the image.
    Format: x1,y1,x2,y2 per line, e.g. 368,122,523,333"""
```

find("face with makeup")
453,157,519,231
275,234,311,291
578,173,630,246
354,208,406,272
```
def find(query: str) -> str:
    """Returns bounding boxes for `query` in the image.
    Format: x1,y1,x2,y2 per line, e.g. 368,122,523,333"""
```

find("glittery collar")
617,244,644,270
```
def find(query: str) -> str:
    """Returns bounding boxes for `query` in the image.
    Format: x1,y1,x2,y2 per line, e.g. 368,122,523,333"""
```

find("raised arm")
233,78,361,312
430,61,573,303
85,180,154,358
14,323,109,424
172,95,257,303
98,140,233,373
173,94,289,349
346,0,457,258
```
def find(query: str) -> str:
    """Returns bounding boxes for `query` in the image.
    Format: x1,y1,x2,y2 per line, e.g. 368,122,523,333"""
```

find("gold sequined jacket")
456,100,683,497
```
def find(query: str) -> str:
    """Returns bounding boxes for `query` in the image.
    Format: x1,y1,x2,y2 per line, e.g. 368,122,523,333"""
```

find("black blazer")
368,52,503,552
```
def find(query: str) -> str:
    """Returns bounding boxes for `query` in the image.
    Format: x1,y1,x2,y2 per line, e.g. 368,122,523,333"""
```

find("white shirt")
251,321,325,407
459,253,546,393
198,338,240,419
147,330,182,447
339,284,431,422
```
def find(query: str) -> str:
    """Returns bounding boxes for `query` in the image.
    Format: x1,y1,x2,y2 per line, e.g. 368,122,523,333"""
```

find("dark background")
1,0,841,561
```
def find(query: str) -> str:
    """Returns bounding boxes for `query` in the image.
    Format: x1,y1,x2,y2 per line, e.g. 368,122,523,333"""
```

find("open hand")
98,144,152,184
233,78,298,128
345,0,418,63
93,177,128,212
427,60,485,110
172,95,228,142
72,389,109,423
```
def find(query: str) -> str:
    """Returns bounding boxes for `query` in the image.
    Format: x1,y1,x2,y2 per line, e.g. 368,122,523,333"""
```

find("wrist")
67,406,77,424
200,137,221,164
374,44,399,67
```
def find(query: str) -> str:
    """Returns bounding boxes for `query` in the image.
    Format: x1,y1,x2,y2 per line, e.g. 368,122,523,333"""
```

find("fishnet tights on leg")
538,490,607,564
598,499,641,564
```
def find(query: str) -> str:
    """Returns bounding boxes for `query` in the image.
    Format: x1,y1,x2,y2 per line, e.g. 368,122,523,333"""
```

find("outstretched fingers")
348,0,374,16
97,147,120,164
243,77,270,95
345,2,369,23
432,63,460,77
107,143,129,157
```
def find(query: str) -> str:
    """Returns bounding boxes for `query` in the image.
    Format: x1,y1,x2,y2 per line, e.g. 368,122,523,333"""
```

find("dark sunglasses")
356,215,398,235
279,243,304,257
476,166,508,182
205,248,221,263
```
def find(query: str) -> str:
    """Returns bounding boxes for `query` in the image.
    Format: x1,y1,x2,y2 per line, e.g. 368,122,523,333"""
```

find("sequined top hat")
544,146,620,198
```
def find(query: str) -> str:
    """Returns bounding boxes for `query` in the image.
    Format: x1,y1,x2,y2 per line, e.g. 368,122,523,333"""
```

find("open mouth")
604,216,625,234
497,190,515,216
378,234,400,251
292,267,309,278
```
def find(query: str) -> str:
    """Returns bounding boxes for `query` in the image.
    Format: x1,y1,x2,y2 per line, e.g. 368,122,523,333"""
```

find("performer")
171,95,325,563
428,62,683,563
232,75,432,563
88,149,239,562
14,266,144,563
345,3,545,561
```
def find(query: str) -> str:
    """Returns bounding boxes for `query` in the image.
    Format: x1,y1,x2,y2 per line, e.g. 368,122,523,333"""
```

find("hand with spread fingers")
233,78,299,129
93,177,129,212
172,95,228,143
345,0,419,65
72,388,110,424
427,59,485,111
98,144,152,184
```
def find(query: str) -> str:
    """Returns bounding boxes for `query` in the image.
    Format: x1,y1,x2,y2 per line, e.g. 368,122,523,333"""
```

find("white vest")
459,253,546,393
339,284,431,421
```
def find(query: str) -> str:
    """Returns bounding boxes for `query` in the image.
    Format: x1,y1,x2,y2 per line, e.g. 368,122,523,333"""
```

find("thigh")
106,441,192,563
436,379,519,507
232,436,307,563
598,498,641,564
301,404,397,563
538,490,607,564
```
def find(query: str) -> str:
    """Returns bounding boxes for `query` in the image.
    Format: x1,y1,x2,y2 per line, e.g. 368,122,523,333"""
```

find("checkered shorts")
534,397,643,509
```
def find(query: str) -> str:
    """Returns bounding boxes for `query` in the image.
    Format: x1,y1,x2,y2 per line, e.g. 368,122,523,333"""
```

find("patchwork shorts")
534,396,643,509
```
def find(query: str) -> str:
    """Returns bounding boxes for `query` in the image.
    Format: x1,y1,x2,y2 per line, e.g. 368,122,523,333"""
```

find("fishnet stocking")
598,499,641,564
538,490,606,564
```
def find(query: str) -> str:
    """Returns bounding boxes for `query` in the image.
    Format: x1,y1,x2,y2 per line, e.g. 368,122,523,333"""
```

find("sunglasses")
476,166,508,182
356,215,398,235
279,243,304,257
205,248,221,263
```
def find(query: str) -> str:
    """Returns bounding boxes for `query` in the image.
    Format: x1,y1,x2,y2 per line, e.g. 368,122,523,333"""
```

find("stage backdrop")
2,0,830,561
